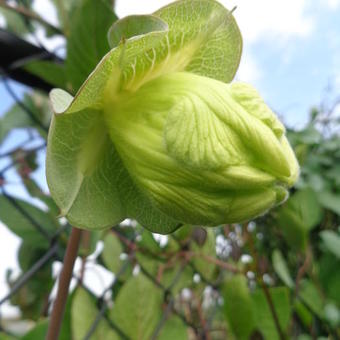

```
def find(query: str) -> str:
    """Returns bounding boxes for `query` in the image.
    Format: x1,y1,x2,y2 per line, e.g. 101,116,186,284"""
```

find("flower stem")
46,227,82,340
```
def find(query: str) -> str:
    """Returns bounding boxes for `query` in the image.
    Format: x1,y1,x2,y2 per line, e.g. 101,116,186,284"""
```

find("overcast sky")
1,0,340,318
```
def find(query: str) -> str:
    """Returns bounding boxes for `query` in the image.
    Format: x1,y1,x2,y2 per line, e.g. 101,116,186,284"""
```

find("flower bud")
104,71,299,225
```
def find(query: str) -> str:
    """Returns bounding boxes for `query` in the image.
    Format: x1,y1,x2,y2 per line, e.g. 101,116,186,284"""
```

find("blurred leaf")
325,165,340,188
294,300,313,328
272,250,294,288
173,224,192,242
319,230,340,258
51,0,78,33
0,333,17,340
252,287,291,340
9,266,53,320
19,294,71,339
318,191,340,216
72,288,118,340
222,275,256,340
66,0,117,92
161,263,194,295
21,178,59,216
18,241,48,271
101,233,130,277
0,92,50,143
293,126,322,145
21,320,48,340
0,195,58,246
138,229,161,253
276,188,323,249
318,253,340,305
158,316,188,340
0,8,30,36
110,273,162,340
323,303,340,327
299,280,324,319
192,228,216,280
25,61,67,90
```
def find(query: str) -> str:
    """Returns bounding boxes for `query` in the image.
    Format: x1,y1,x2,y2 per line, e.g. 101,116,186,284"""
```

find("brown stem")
260,281,286,340
245,225,285,340
194,293,211,340
295,245,312,295
0,0,62,34
46,228,82,340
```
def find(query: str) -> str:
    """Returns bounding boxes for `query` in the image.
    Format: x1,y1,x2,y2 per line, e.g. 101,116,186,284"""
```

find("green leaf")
272,249,294,288
21,178,59,216
101,233,132,280
0,93,49,143
318,191,340,215
319,231,340,259
102,233,123,273
25,61,67,90
0,195,58,246
0,8,30,36
110,273,163,340
138,228,162,253
252,287,291,340
318,253,340,305
66,0,118,92
158,316,188,340
18,241,49,271
192,229,216,280
276,188,323,249
108,15,168,48
21,320,48,340
72,288,118,340
298,280,324,319
9,266,53,320
222,275,256,340
0,333,17,340
50,0,78,34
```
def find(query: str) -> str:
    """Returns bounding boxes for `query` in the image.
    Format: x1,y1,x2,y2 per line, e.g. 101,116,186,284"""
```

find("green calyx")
46,0,299,234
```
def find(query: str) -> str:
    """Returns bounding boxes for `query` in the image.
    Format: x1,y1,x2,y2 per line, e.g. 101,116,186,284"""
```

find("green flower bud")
103,71,299,225
46,0,299,233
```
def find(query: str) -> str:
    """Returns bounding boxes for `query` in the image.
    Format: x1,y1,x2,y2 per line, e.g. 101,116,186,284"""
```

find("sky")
1,0,340,318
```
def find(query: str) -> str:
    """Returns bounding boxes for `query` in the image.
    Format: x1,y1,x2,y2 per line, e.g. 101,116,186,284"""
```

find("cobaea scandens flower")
46,0,299,234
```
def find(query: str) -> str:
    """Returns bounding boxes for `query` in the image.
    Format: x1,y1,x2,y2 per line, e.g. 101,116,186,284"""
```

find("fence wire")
2,4,338,340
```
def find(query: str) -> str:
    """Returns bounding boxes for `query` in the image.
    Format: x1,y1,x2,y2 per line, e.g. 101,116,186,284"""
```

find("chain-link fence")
1,1,340,339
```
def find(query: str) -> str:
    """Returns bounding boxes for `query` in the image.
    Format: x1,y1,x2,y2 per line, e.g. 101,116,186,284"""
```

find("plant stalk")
46,227,82,340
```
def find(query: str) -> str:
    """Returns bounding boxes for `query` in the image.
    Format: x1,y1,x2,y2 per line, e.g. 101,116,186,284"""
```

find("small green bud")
103,72,299,225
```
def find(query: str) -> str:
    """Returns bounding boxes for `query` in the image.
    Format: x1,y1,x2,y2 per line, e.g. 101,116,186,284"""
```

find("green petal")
230,82,285,137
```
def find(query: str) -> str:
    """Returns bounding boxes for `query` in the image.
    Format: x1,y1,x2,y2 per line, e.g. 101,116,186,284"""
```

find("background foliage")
0,0,339,339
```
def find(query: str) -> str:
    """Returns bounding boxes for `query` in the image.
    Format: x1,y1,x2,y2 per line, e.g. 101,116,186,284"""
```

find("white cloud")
115,0,172,17
236,50,261,84
326,0,340,9
116,0,314,43
32,0,59,26
115,0,314,84
221,0,314,43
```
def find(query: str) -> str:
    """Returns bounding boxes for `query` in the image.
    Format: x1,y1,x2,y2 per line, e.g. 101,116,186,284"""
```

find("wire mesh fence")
1,1,340,339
